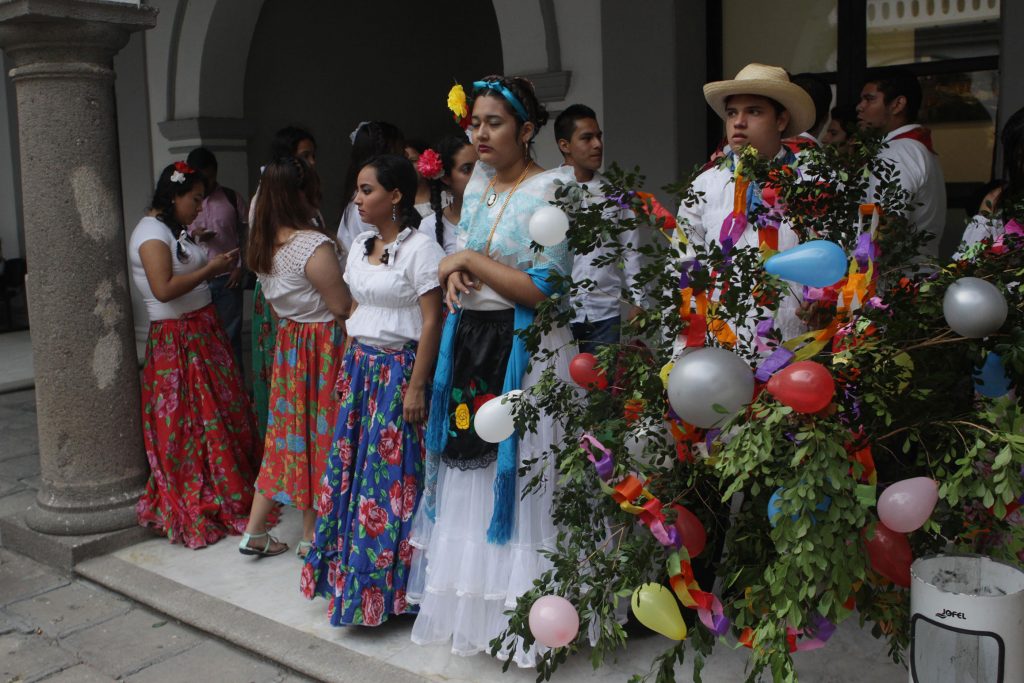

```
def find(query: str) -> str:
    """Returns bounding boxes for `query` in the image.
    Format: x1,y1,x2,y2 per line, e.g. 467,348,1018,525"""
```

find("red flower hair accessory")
416,149,444,180
171,161,195,184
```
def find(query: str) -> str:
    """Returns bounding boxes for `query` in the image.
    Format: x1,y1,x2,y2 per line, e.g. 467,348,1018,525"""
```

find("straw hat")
703,63,816,139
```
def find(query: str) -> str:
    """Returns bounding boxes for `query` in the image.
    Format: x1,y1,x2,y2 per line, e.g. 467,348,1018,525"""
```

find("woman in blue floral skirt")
301,154,444,626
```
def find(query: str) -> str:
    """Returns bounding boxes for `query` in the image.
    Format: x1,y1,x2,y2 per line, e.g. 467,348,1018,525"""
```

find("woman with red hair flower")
130,161,265,548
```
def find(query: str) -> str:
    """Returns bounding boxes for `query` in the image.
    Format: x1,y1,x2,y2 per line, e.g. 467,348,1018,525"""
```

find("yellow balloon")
659,362,674,390
631,583,687,640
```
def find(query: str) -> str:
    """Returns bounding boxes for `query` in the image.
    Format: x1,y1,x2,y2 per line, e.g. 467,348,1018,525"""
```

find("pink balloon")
528,595,580,648
877,477,939,533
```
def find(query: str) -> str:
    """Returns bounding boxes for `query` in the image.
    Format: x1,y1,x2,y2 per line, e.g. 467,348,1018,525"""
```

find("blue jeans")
571,315,621,355
209,274,244,368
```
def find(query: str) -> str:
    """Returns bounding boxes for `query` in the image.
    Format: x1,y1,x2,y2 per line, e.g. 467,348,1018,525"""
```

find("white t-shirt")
258,230,344,323
419,210,458,256
129,216,211,321
345,229,444,348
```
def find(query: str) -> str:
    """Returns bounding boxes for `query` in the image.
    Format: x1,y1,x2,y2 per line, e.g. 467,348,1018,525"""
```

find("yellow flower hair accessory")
447,84,471,130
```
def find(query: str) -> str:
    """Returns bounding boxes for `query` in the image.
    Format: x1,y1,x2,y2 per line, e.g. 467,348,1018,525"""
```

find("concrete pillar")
0,0,157,535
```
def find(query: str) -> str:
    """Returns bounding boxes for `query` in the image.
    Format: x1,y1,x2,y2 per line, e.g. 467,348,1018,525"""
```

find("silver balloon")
667,348,754,429
943,277,1008,339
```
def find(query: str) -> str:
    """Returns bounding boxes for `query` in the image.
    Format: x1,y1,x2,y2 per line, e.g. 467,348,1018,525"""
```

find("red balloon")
672,504,707,559
862,521,912,588
766,360,835,414
569,353,608,390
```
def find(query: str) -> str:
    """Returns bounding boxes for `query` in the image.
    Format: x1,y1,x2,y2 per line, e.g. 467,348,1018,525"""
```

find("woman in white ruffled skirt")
407,75,576,668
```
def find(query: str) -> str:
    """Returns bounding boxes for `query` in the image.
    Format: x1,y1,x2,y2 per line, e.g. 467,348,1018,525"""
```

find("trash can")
910,554,1024,683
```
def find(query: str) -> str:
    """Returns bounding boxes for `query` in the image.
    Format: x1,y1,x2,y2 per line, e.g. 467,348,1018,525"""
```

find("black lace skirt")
441,308,514,471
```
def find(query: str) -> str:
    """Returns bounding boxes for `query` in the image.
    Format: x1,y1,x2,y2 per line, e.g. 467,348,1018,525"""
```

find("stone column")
0,0,157,535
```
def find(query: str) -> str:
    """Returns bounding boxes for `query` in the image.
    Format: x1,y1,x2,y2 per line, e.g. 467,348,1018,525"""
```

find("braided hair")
469,75,550,149
428,136,473,248
149,162,206,262
359,154,421,257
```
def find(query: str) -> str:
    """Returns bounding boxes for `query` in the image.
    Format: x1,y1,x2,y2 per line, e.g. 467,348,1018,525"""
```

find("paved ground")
0,548,312,683
0,384,909,682
0,389,312,683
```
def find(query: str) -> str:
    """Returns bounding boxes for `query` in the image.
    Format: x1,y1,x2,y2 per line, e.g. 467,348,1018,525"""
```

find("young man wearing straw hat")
675,63,817,344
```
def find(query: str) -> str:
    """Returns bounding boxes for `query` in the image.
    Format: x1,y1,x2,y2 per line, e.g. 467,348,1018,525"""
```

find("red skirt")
255,319,346,511
136,304,264,548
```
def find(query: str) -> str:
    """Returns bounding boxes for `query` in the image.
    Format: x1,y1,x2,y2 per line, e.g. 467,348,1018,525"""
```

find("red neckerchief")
891,126,936,154
782,135,817,154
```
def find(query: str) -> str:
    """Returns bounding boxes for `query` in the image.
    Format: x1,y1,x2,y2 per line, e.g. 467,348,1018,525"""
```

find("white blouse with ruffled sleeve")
344,229,444,349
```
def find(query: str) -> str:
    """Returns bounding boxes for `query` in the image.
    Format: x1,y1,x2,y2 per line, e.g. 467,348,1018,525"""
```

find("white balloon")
473,390,523,443
528,206,570,247
667,348,754,429
942,277,1008,339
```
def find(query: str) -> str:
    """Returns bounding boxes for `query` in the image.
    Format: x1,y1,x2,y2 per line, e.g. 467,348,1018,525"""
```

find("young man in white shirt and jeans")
857,69,948,261
555,104,644,353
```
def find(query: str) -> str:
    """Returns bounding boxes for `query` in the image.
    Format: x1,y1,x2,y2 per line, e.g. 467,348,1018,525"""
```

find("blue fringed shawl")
421,266,561,544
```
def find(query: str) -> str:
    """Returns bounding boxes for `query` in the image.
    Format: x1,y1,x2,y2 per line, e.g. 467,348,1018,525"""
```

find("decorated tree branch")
486,135,1024,682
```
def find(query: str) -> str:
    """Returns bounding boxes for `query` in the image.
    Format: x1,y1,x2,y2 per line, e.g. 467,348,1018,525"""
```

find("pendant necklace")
483,161,534,255
484,160,532,208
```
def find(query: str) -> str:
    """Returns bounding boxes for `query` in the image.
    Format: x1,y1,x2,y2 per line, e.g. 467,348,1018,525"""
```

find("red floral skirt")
255,319,346,511
136,304,265,549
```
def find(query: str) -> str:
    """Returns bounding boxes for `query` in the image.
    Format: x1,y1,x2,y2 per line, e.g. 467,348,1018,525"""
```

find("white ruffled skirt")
407,325,574,668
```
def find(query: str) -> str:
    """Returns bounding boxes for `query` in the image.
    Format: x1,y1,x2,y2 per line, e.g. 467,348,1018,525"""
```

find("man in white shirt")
555,104,644,353
676,63,816,345
857,69,947,260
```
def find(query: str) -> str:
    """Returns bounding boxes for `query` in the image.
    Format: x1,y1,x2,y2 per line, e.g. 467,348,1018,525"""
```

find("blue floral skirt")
301,341,423,627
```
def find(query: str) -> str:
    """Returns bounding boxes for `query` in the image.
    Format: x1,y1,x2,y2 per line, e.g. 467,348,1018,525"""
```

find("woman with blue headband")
406,75,576,667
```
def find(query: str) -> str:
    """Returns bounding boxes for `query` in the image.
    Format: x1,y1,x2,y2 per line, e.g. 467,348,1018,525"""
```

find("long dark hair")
248,156,329,275
271,126,316,160
149,162,206,262
1001,106,1024,204
342,121,405,208
359,154,421,257
428,136,472,247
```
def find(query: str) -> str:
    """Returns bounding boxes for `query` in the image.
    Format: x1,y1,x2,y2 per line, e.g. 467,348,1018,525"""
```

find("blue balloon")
974,352,1012,398
768,487,832,528
764,240,848,288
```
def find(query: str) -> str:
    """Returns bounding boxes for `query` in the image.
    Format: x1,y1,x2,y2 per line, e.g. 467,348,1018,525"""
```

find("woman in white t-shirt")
301,154,444,626
131,161,264,549
239,157,352,558
421,135,478,256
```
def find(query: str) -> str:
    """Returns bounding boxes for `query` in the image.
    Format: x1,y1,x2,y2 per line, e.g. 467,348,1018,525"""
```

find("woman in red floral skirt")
239,156,352,558
130,162,266,548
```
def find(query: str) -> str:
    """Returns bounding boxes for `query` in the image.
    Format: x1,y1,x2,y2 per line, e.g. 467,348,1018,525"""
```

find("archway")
243,1,504,226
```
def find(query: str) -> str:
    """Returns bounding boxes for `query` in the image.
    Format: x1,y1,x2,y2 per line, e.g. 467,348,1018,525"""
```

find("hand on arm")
139,241,236,303
446,249,547,308
305,242,352,324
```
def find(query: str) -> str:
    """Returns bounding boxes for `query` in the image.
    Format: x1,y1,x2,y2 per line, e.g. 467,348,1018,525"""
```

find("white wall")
537,0,605,171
